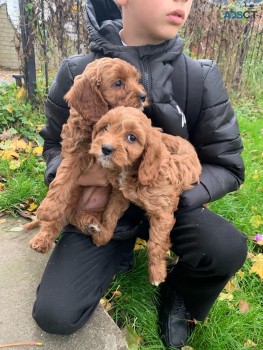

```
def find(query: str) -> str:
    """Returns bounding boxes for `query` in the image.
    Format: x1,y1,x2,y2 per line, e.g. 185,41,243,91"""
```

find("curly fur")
24,58,147,253
89,106,202,285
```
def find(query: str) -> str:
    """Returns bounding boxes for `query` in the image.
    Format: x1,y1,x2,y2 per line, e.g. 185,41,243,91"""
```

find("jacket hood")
85,0,184,61
85,0,188,139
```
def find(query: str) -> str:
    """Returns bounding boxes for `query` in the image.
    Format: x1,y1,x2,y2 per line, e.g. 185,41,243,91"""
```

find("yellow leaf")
224,278,239,293
37,124,44,131
244,339,257,347
112,290,122,298
249,215,263,229
0,183,5,191
1,149,19,160
33,146,43,156
100,298,111,311
136,238,147,246
6,106,13,113
13,139,29,151
9,159,21,170
28,201,38,212
250,253,263,279
134,244,145,251
17,87,25,100
218,292,234,301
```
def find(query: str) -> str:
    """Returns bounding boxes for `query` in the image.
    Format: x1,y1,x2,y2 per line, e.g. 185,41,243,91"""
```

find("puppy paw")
29,236,53,254
149,264,167,286
87,223,101,235
92,231,112,246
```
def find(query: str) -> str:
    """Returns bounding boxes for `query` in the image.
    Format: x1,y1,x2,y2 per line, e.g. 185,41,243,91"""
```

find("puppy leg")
37,157,82,222
29,220,63,253
73,210,103,235
92,189,130,246
147,212,175,286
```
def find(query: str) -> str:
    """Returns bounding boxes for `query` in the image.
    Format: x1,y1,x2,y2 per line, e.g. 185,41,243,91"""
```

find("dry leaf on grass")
238,300,250,314
250,253,263,279
100,298,111,311
218,292,234,301
244,339,257,347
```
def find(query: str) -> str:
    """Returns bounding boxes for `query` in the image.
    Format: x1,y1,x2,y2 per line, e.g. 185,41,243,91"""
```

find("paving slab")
0,215,128,350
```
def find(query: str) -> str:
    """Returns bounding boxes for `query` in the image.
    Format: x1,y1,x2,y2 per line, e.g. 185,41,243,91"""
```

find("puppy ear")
64,74,108,123
91,119,102,141
138,129,162,186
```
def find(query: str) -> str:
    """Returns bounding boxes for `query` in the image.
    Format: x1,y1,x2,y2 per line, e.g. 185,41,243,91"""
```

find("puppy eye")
113,80,123,87
127,134,137,143
99,124,109,133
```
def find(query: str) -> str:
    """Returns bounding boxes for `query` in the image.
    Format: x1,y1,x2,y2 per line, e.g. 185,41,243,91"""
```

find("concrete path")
0,215,128,350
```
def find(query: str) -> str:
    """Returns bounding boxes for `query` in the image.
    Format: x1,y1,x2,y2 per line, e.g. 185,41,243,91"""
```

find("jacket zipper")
140,57,152,103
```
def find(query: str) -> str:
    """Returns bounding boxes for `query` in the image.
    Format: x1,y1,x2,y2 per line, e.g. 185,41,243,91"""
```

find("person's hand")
77,162,109,187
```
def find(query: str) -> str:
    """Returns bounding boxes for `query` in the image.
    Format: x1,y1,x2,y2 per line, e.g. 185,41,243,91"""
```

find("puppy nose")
101,144,114,156
139,92,147,102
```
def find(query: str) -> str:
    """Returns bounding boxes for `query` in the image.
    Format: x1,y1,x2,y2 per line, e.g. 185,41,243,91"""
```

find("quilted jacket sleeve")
179,61,245,209
39,59,74,185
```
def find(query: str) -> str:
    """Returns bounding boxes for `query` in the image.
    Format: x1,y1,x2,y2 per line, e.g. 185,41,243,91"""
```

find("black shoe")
158,276,196,349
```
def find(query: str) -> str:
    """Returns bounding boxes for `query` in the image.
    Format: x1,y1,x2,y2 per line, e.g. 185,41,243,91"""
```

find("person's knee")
32,297,95,335
196,224,248,277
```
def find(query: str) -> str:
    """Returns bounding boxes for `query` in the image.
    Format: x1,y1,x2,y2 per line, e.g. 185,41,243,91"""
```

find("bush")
0,83,46,140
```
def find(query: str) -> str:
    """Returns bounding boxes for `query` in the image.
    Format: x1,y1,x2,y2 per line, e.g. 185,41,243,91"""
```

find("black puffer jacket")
40,0,244,225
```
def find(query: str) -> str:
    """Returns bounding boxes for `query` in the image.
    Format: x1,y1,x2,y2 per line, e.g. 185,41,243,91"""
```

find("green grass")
0,155,47,215
0,87,262,349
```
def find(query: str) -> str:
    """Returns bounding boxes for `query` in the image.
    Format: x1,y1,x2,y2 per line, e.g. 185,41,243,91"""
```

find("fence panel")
18,0,263,99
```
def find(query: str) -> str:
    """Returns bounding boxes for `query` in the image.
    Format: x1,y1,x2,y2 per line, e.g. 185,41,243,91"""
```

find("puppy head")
65,58,147,124
90,106,162,185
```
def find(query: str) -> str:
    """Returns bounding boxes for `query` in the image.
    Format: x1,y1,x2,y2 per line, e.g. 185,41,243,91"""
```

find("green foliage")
0,83,46,140
0,155,47,214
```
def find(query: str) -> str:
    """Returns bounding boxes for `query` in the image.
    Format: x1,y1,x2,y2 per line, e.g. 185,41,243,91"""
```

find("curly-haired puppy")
89,106,202,286
24,58,147,253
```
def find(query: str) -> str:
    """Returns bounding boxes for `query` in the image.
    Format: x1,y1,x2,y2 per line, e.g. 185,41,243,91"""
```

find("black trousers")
32,207,247,335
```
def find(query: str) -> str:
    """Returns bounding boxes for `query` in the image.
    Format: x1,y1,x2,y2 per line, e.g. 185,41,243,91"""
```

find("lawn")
0,83,262,350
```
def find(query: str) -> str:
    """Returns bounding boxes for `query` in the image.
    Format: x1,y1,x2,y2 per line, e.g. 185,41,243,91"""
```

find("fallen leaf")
247,252,255,260
9,159,21,170
244,339,257,347
182,347,195,350
28,201,38,212
134,244,145,251
9,226,24,232
6,106,13,113
250,215,263,229
112,290,122,298
218,292,234,301
1,149,19,160
250,253,263,279
100,298,111,311
13,138,28,151
225,278,239,293
17,86,25,100
33,146,43,157
238,300,250,314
